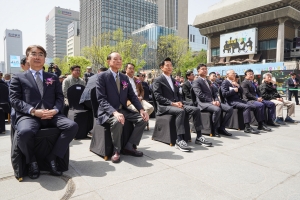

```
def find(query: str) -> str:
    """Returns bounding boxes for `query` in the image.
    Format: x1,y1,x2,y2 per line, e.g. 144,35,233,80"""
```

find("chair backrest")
0,83,9,103
90,88,99,118
67,84,85,110
190,88,198,107
218,88,225,103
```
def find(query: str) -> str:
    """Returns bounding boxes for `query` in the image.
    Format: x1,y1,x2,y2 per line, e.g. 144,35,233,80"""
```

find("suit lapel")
25,70,40,97
108,70,120,96
161,75,174,93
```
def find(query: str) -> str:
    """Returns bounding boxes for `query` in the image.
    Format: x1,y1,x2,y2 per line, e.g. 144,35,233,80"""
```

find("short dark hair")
70,65,81,71
235,74,239,78
99,67,108,72
125,63,135,70
107,52,119,60
196,63,207,71
25,45,47,57
21,57,27,65
185,70,193,79
244,69,254,76
209,72,216,76
121,69,126,74
290,72,296,76
159,57,172,68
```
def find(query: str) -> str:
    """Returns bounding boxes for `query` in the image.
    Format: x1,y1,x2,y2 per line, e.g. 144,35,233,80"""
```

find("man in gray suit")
79,66,108,109
193,64,233,137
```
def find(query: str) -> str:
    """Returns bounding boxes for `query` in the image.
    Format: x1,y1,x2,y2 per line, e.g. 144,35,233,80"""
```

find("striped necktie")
35,71,43,96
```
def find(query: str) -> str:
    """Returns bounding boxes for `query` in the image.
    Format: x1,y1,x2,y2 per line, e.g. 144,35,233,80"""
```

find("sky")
0,0,222,61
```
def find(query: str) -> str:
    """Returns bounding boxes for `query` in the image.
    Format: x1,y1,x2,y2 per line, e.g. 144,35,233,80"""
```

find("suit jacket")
142,81,150,101
287,77,299,88
84,72,94,83
259,82,281,100
192,78,219,110
182,80,192,102
79,73,99,104
96,70,143,125
221,79,243,105
241,79,261,102
9,70,63,123
152,74,182,115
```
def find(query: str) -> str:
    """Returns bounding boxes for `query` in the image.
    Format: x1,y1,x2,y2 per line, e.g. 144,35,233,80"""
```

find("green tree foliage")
53,56,91,77
82,29,147,72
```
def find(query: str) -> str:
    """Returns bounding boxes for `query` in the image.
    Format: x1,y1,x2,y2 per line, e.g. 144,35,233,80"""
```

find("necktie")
116,74,120,93
35,71,43,96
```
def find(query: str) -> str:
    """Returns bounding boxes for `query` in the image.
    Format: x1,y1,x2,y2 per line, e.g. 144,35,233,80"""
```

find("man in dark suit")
96,52,149,163
208,72,220,95
9,45,78,179
193,64,233,137
182,70,194,103
84,66,94,83
221,69,260,134
287,72,299,105
79,66,108,109
139,73,151,101
241,69,276,128
153,58,212,151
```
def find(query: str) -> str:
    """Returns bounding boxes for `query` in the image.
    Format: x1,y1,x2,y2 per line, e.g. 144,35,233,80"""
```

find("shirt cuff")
28,107,34,114
54,109,59,114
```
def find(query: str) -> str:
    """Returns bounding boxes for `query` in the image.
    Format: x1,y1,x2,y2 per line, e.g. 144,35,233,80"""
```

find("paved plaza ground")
1,105,300,200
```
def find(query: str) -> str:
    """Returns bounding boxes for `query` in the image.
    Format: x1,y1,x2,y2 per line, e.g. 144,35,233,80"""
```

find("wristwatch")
30,109,36,116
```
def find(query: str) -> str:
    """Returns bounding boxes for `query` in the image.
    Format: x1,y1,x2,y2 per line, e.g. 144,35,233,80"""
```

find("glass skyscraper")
132,23,177,70
45,7,79,59
80,0,158,49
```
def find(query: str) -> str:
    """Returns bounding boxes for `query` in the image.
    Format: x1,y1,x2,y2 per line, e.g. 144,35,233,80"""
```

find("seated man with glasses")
62,65,86,105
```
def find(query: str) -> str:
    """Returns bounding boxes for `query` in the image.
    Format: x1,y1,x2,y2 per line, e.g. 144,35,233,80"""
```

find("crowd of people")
1,45,299,181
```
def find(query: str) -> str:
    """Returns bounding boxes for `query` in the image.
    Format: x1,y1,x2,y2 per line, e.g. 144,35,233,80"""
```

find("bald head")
226,69,236,81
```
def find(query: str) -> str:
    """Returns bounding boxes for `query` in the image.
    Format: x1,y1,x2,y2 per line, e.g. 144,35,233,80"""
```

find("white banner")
220,28,258,57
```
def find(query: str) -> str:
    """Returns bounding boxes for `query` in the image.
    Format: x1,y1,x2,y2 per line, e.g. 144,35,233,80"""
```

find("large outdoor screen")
220,28,258,57
10,55,20,68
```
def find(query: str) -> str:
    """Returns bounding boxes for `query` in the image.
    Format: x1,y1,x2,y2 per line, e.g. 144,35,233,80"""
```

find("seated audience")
153,58,212,151
62,65,86,104
9,45,78,179
221,69,261,134
125,63,154,115
182,70,194,103
20,57,30,71
287,72,299,105
139,73,151,101
260,73,296,124
96,52,149,163
84,66,94,83
241,69,277,127
193,64,233,137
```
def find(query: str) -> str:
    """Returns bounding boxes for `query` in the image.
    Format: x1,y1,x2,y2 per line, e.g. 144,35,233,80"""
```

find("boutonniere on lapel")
174,81,180,87
45,77,55,86
135,79,141,84
121,80,128,90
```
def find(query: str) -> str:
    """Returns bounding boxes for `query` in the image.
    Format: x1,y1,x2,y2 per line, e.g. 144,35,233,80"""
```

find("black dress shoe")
212,130,220,137
218,129,232,136
122,148,143,157
244,127,260,134
267,121,280,127
49,160,62,176
28,162,40,179
258,124,272,131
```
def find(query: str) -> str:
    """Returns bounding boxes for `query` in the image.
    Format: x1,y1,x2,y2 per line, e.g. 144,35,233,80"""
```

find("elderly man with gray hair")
260,72,296,125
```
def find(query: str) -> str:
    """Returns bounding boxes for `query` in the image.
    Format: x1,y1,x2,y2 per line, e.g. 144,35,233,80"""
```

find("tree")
53,56,91,77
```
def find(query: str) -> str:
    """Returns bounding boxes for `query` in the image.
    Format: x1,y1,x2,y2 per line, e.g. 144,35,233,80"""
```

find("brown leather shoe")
122,148,143,157
111,151,120,163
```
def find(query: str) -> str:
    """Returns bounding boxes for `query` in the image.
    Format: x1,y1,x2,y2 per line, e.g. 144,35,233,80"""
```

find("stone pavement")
1,106,300,200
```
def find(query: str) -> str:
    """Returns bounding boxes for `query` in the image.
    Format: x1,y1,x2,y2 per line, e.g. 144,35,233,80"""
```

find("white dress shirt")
162,73,174,91
128,77,138,96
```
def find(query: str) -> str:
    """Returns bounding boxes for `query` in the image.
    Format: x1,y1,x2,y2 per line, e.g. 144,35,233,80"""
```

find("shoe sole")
175,144,191,152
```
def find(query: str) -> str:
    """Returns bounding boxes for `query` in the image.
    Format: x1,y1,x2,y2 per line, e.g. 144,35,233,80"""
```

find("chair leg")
8,113,10,124
104,156,108,161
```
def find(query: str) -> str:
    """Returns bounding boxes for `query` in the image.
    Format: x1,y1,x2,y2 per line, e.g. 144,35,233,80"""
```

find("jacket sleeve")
62,79,69,98
241,81,257,101
192,80,211,102
221,81,236,98
182,83,190,99
260,84,277,100
9,75,33,115
153,78,172,106
53,75,64,112
127,77,143,111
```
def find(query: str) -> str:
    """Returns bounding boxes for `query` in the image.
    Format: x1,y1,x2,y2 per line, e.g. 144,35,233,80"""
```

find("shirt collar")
162,73,171,80
109,68,119,78
29,68,43,75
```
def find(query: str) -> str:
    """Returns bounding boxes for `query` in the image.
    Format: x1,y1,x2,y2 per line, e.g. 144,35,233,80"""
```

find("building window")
193,35,195,42
211,48,220,56
259,39,277,50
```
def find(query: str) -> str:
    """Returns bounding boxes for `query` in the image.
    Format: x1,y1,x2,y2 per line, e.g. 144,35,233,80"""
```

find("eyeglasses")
29,52,45,57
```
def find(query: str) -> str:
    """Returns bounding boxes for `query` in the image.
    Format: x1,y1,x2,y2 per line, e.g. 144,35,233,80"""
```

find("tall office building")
188,25,208,52
67,21,80,57
157,0,188,39
45,7,79,59
80,0,158,49
3,29,23,74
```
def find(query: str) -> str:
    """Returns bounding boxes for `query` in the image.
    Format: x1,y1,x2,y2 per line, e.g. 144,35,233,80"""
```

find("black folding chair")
67,84,92,139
